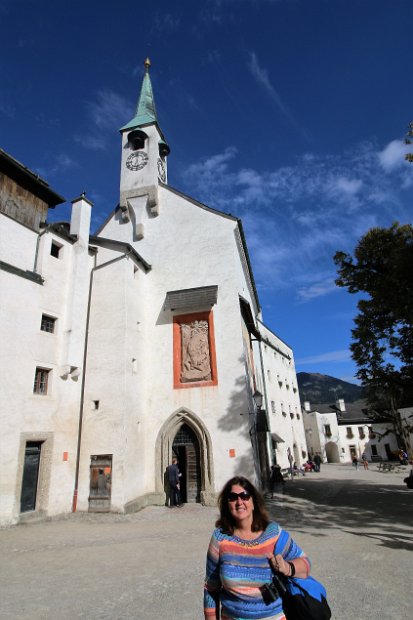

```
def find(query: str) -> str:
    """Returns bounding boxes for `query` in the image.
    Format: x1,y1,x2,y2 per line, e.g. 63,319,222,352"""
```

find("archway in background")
155,408,214,504
325,441,340,463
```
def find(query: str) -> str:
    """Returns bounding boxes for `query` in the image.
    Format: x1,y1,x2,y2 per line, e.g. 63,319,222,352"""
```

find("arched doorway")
155,408,215,505
173,424,201,503
325,441,340,463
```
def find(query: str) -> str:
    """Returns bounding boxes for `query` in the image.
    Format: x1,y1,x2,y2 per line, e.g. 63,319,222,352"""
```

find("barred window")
33,368,50,395
40,314,56,334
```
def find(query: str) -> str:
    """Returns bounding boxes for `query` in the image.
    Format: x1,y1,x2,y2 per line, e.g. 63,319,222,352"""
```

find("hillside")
297,372,363,404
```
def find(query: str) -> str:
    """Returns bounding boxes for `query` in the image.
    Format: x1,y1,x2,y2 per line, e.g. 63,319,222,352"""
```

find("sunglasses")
227,491,252,502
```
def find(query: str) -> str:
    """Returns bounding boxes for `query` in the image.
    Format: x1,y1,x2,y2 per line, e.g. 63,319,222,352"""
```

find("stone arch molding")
155,407,216,505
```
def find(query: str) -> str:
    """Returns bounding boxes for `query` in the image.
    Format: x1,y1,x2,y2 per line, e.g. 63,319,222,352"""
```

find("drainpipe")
72,250,133,512
257,336,271,485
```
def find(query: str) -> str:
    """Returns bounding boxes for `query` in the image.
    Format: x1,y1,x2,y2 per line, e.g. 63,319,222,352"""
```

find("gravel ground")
0,463,412,619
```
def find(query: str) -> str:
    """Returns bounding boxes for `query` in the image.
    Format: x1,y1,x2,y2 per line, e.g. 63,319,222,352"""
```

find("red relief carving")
173,310,218,389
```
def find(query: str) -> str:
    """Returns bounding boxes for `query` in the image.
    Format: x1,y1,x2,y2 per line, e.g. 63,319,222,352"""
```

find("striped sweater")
204,521,310,620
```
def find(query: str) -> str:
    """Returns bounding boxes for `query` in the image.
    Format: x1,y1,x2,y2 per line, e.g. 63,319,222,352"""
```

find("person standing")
269,464,285,498
361,453,369,470
313,453,322,472
287,447,294,479
352,455,359,470
167,456,182,507
204,476,311,619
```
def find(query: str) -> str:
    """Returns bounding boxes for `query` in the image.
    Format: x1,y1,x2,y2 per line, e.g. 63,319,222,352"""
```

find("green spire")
121,58,158,131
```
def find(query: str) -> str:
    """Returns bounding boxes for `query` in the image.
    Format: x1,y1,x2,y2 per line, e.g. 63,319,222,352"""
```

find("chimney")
70,193,93,243
304,401,311,412
336,398,345,412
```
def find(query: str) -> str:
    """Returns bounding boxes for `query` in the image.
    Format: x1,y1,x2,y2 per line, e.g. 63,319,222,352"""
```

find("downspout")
257,336,272,483
72,249,133,512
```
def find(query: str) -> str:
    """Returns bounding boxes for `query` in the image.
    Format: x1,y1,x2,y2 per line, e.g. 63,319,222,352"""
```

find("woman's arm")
269,553,310,579
204,532,221,619
268,528,311,579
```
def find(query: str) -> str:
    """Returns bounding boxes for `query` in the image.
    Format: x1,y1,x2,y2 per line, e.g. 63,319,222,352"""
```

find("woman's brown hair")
215,476,270,534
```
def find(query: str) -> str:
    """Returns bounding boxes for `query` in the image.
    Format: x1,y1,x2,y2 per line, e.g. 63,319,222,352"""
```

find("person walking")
166,456,182,507
352,455,359,470
361,453,369,470
203,476,311,619
287,447,294,479
313,453,322,472
269,464,285,498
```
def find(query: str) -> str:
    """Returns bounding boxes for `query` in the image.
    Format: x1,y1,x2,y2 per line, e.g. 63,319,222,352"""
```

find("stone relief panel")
180,320,211,383
173,311,218,389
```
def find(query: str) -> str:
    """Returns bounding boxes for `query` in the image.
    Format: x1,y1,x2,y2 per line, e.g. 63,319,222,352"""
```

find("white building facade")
0,62,306,526
302,400,401,464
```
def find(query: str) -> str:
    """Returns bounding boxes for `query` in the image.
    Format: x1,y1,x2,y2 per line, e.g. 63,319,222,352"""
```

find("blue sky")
1,0,412,384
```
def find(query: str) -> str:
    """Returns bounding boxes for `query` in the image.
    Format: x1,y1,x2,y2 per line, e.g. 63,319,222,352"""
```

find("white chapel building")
0,60,307,525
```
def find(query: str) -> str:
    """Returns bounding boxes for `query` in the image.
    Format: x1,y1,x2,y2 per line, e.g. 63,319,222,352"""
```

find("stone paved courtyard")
1,463,412,619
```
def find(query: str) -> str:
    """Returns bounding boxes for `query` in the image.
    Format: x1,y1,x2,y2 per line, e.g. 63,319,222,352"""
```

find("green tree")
405,121,413,163
334,223,413,453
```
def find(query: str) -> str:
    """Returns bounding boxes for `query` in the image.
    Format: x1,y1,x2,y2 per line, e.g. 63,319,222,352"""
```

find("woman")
204,476,310,619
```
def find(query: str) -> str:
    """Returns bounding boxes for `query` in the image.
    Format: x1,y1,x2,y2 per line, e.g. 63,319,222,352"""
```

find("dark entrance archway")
172,424,201,503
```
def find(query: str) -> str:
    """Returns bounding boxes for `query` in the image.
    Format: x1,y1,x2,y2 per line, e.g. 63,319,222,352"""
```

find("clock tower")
119,59,170,225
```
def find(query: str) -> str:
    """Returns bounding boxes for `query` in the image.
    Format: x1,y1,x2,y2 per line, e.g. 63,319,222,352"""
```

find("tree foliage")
405,121,413,163
334,223,413,446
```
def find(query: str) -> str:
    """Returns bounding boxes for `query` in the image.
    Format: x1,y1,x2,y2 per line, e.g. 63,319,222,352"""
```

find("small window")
358,426,365,439
324,424,332,437
371,444,378,456
346,427,354,439
297,414,300,420
40,314,56,334
271,401,276,414
50,241,62,258
33,368,50,395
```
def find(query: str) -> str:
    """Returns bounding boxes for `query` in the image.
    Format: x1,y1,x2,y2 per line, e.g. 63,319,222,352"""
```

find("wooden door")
20,442,42,513
172,425,201,503
89,455,112,512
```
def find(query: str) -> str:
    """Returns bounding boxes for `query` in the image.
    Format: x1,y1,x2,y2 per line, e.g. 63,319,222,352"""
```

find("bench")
378,462,394,471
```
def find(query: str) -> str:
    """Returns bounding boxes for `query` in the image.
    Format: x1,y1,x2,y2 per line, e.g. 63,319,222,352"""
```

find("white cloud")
181,137,410,301
296,278,338,303
74,134,106,151
247,52,304,136
378,139,410,172
296,349,351,365
334,177,363,195
87,90,132,131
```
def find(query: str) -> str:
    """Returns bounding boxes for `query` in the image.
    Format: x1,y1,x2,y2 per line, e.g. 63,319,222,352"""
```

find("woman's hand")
267,554,310,579
268,554,291,576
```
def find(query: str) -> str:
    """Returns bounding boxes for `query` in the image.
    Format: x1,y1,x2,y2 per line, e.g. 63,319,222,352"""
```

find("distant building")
302,399,402,463
0,61,306,526
259,321,307,470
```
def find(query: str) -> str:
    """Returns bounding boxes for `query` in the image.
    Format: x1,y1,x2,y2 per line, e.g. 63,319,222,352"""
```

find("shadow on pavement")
265,474,413,552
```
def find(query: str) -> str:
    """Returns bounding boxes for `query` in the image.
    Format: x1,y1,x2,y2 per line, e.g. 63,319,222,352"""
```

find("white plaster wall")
258,323,306,469
0,214,37,270
90,186,260,506
0,214,94,524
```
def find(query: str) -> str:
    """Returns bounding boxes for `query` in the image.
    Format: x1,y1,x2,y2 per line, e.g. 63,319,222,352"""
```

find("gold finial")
144,57,151,72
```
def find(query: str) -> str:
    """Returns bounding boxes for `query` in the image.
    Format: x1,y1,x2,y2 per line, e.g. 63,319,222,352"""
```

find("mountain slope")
297,372,363,404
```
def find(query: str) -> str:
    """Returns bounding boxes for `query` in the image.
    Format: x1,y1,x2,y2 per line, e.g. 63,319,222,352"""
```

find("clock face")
126,151,148,171
157,158,166,183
